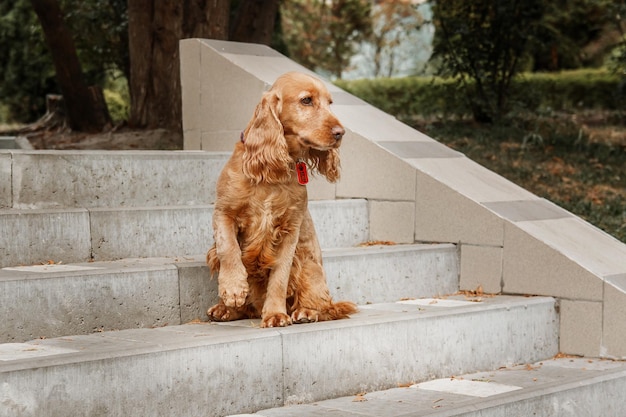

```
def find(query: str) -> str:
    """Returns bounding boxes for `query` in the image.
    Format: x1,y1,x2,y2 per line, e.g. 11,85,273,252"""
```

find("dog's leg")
290,211,357,323
260,219,302,328
213,210,249,308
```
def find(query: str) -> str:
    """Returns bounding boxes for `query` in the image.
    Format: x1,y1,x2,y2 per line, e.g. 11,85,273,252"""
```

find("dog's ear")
242,91,291,184
309,148,341,183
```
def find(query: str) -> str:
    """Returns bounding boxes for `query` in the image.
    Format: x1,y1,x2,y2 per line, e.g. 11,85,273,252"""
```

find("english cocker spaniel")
206,71,357,328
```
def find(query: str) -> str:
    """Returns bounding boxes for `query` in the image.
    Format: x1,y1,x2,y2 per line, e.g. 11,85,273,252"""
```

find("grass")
407,111,626,244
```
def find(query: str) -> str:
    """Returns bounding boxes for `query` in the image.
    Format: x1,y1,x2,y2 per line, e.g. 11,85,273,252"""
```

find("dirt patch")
23,127,183,150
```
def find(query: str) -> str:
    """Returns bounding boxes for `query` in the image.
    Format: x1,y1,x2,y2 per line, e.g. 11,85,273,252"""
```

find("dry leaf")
352,393,367,402
358,240,397,247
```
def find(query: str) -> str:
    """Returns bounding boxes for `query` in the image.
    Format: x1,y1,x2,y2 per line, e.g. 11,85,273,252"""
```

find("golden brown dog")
206,72,357,328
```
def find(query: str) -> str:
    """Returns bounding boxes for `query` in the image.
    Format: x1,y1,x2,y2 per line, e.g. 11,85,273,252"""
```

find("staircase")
2,38,625,416
1,149,624,417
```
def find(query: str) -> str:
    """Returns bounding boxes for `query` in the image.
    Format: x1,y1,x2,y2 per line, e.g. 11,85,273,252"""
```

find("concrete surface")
0,243,458,343
0,296,557,417
0,199,370,268
179,38,626,358
7,150,229,209
252,357,626,417
0,136,32,150
0,152,10,208
459,244,502,294
0,208,92,267
323,243,458,305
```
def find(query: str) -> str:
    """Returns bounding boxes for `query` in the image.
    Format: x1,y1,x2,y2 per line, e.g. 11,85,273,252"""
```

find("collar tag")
296,160,309,185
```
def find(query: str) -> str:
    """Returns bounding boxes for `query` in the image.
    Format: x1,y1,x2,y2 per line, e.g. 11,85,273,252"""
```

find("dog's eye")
300,97,313,105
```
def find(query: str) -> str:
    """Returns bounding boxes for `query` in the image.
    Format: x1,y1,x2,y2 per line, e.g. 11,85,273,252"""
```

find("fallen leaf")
358,240,397,247
352,393,367,402
553,352,583,359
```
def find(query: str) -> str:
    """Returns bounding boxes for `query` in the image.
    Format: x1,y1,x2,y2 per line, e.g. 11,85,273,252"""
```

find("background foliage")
0,0,127,123
281,0,372,79
430,0,544,123
336,69,624,122
0,0,56,122
1,0,624,125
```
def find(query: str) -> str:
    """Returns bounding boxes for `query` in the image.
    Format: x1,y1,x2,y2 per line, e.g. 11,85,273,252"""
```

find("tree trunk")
127,0,230,131
30,0,111,132
230,0,280,45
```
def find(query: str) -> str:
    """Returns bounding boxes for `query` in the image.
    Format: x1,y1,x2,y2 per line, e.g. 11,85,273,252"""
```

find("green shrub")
103,89,128,123
102,71,129,123
336,77,467,119
336,69,624,120
516,70,624,111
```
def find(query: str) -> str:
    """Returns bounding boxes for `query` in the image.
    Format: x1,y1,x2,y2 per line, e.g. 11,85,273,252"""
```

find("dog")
206,72,358,328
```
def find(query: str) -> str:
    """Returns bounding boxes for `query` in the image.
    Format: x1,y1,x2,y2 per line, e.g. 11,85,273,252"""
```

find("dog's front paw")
261,312,292,328
220,283,249,308
218,269,249,308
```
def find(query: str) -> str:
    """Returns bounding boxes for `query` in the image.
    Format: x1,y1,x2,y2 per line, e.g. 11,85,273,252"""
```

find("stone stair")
13,144,626,417
1,148,625,416
252,356,626,416
3,36,626,409
1,295,558,417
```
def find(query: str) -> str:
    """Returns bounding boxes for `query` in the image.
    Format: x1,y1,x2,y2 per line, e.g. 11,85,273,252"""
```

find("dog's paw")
291,308,320,324
261,312,292,328
219,277,249,308
207,304,232,321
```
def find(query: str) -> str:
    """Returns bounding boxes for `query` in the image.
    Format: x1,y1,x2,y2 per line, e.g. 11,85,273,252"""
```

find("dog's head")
242,72,344,184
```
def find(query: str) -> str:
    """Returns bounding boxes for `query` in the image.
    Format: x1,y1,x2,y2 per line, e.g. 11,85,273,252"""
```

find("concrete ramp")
180,38,626,359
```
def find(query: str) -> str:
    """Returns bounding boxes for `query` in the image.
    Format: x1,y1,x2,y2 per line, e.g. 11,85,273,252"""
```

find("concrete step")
0,295,558,417
0,243,458,343
0,136,32,150
4,150,230,209
251,357,626,417
0,199,369,268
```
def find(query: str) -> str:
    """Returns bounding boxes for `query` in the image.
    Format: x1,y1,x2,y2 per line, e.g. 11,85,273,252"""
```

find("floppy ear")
309,148,341,183
242,91,291,184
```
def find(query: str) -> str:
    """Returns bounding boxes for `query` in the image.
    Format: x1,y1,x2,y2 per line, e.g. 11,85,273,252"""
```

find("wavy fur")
206,72,356,328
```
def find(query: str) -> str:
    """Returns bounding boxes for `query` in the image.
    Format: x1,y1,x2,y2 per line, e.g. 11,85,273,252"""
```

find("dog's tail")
318,300,358,321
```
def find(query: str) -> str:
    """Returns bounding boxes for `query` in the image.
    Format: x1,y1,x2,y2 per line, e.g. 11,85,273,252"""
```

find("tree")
608,0,626,81
368,1,424,78
0,0,55,123
65,0,129,84
529,0,620,71
0,0,128,125
281,0,372,79
230,0,280,45
30,0,111,132
127,0,280,131
430,0,544,123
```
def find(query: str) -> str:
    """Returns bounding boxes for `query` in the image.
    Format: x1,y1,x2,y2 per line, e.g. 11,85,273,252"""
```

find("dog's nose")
332,125,345,141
